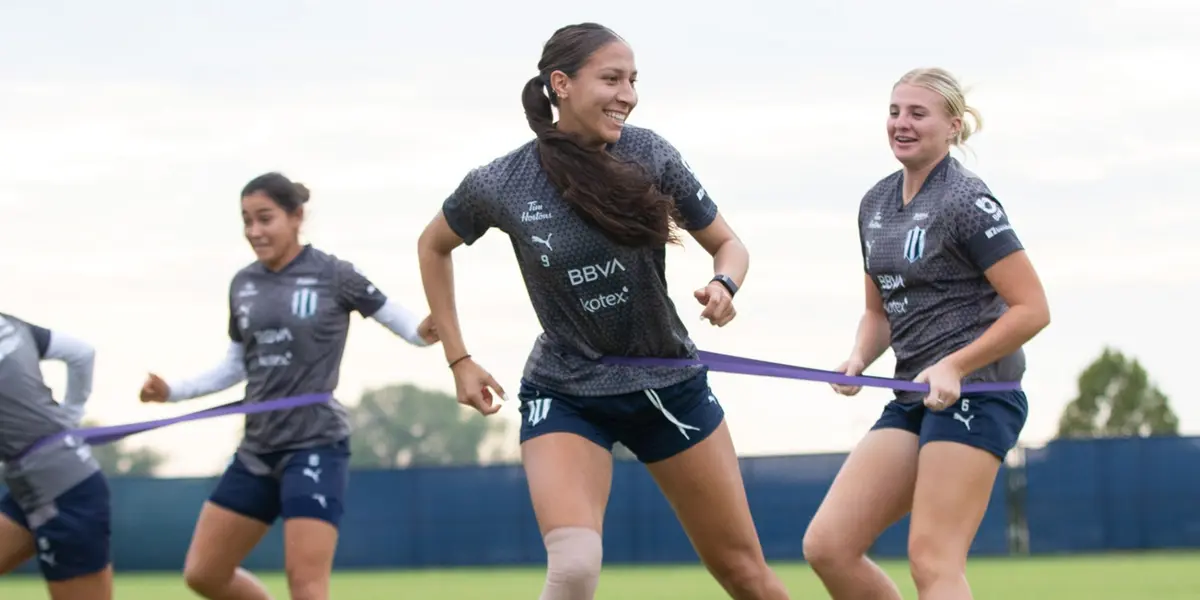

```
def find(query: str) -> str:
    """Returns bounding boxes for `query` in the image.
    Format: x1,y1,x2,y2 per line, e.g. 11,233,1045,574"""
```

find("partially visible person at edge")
802,67,1051,600
138,173,438,600
0,312,113,600
416,22,791,600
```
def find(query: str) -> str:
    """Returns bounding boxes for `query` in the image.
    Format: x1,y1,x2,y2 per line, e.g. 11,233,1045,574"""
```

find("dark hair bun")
293,183,311,204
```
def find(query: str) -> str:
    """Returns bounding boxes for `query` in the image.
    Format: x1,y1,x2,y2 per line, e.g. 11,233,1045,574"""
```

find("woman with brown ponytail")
417,21,791,600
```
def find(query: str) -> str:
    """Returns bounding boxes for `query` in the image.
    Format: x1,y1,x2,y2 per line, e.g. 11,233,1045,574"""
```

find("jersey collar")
892,153,954,212
258,244,313,275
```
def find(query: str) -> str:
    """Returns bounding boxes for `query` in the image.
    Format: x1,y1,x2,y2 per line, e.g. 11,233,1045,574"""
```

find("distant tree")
83,420,168,476
1055,347,1178,439
347,383,510,468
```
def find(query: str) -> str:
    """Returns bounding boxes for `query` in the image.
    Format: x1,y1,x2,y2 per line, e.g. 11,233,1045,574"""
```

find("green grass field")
2,553,1195,599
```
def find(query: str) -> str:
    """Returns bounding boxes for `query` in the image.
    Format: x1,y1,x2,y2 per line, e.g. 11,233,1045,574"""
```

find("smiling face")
550,40,637,148
887,82,961,170
241,191,302,268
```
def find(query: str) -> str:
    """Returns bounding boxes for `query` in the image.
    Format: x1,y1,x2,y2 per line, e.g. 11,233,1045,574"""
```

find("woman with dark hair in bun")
140,172,438,600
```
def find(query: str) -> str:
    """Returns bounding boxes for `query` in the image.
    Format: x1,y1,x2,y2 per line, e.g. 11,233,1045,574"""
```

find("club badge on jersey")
291,287,319,319
903,226,926,263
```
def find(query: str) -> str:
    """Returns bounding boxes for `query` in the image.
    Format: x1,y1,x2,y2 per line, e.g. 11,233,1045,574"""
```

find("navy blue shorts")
208,439,351,527
517,370,725,464
0,471,111,582
871,391,1028,459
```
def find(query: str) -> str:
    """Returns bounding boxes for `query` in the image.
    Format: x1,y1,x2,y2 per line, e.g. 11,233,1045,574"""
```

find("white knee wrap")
539,527,603,600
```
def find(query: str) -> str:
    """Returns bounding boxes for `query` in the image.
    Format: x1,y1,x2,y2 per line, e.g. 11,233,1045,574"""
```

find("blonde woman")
803,68,1051,599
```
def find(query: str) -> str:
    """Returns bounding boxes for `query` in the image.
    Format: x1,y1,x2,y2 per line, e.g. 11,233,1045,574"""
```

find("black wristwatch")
710,274,738,297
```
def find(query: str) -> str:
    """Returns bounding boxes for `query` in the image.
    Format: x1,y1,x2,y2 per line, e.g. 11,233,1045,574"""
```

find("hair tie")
540,75,557,100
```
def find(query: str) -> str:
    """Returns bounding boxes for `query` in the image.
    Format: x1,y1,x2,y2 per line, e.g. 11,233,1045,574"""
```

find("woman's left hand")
694,282,736,326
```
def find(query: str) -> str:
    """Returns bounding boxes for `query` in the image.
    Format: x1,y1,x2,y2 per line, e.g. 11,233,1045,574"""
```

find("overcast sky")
2,0,1195,476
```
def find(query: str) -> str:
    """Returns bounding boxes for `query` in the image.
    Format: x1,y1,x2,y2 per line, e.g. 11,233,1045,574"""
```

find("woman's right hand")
140,373,171,403
417,315,440,345
450,357,506,415
831,356,866,396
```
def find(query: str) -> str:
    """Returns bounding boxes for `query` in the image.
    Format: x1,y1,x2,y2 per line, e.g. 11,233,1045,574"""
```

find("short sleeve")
442,168,499,245
651,132,718,230
857,194,872,273
335,259,388,317
227,282,243,343
27,323,52,358
947,194,1024,271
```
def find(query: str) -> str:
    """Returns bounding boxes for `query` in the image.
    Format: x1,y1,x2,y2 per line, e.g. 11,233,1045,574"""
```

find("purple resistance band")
602,350,1022,393
14,393,332,461
16,350,1019,460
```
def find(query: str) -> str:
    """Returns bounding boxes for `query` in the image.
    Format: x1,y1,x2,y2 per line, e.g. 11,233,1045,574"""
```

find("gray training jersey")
0,314,100,513
858,155,1026,403
443,125,717,397
227,245,387,454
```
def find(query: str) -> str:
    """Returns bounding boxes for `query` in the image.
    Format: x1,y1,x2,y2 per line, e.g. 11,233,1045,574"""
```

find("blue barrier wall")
1022,436,1200,554
4,435,1198,573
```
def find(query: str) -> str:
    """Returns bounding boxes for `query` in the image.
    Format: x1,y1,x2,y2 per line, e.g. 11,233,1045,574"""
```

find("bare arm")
687,213,749,287
938,193,1049,378
850,273,893,368
417,212,469,364
942,251,1050,377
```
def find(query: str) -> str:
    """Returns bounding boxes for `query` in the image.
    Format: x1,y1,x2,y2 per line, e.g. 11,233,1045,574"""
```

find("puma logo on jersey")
953,412,974,431
302,467,321,483
531,233,553,251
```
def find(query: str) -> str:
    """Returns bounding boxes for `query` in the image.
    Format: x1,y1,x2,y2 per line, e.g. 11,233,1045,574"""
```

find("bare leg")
47,565,113,600
522,432,614,600
802,428,920,599
908,441,1001,600
647,421,791,600
0,511,35,575
182,502,274,600
282,518,339,600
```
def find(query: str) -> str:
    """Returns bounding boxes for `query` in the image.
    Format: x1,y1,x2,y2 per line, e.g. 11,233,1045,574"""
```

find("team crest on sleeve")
974,197,1005,221
903,226,926,263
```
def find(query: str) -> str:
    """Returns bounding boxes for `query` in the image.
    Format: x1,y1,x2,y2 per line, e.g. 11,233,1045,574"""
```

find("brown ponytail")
522,23,680,248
